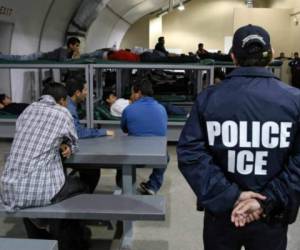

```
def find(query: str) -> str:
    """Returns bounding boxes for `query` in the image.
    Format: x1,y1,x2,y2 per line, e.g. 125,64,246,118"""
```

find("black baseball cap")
232,24,271,58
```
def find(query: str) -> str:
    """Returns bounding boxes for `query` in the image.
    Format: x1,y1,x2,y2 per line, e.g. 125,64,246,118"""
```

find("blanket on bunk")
0,111,18,119
0,103,29,116
94,103,187,122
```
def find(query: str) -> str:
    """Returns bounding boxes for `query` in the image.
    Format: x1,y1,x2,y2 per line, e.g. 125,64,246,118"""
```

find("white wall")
40,0,81,51
86,8,121,51
0,21,13,96
149,16,162,49
0,0,79,102
233,8,292,57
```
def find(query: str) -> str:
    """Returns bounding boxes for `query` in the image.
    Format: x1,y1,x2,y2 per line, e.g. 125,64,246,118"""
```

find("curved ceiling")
86,0,188,51
67,0,183,35
66,0,186,50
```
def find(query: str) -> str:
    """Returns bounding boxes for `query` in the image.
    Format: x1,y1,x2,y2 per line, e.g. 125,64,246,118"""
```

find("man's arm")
177,96,241,215
61,114,79,154
71,107,108,138
121,109,128,133
259,120,300,218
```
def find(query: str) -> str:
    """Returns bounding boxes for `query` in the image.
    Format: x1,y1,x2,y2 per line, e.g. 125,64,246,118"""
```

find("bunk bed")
89,60,213,141
0,59,283,141
0,59,90,138
89,59,283,141
213,61,283,79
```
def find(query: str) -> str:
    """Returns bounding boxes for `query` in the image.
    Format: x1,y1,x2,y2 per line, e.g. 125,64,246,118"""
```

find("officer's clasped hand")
231,191,266,227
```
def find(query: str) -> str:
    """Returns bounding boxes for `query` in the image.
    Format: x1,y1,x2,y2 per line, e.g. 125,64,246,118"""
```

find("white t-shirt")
110,98,130,117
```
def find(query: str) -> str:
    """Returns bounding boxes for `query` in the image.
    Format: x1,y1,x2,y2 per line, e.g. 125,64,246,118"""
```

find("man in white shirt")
104,92,187,117
104,92,131,117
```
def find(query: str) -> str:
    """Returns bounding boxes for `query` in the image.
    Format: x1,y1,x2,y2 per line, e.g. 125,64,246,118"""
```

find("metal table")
64,134,168,249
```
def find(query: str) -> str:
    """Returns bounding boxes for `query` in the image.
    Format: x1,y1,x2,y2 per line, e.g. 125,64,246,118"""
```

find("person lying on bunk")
0,82,91,250
0,94,29,115
0,37,81,61
104,92,187,118
119,78,168,195
106,49,140,62
65,76,114,193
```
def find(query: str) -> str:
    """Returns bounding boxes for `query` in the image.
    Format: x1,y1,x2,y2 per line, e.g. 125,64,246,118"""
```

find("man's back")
184,66,300,191
121,97,167,136
1,95,77,210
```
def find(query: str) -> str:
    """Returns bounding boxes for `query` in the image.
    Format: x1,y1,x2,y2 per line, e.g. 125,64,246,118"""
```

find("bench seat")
0,238,58,250
0,194,165,221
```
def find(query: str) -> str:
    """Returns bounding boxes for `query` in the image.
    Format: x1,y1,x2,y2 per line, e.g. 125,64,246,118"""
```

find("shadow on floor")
132,239,168,250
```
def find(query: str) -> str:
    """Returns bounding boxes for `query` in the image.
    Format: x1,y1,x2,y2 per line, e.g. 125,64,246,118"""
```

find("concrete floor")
0,140,300,250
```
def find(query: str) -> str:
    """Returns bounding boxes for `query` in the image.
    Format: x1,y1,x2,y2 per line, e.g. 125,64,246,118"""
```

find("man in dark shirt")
177,24,300,250
196,43,208,57
154,36,169,56
289,52,300,88
0,37,81,61
0,94,28,115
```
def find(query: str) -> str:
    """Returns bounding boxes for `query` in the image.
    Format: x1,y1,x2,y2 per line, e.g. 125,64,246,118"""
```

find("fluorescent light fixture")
178,2,185,11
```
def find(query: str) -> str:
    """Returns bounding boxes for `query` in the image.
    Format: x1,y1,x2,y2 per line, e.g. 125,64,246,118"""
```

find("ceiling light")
178,2,185,11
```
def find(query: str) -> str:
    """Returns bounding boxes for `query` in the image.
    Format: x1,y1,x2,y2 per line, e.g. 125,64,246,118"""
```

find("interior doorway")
0,21,14,96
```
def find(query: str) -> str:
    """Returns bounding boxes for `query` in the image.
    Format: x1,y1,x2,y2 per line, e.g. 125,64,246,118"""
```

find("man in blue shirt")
121,78,168,194
66,77,114,193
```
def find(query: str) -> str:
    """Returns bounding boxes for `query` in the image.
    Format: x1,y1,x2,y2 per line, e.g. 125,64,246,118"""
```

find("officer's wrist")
257,196,275,216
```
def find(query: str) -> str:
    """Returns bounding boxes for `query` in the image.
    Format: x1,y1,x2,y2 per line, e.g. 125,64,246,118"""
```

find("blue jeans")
146,154,169,192
160,102,187,116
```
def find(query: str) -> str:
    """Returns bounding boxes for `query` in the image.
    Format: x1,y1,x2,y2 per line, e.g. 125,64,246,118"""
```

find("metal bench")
0,194,165,249
0,238,58,250
0,194,165,221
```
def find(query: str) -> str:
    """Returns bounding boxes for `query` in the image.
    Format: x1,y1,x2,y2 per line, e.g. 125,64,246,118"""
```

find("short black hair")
234,43,273,67
103,91,116,102
67,37,80,48
198,43,204,47
132,77,153,97
214,68,226,80
65,77,86,97
158,37,164,42
42,82,67,102
0,94,6,104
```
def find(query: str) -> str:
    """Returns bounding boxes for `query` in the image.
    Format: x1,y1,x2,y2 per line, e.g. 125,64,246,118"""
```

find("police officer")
289,52,300,88
177,24,300,250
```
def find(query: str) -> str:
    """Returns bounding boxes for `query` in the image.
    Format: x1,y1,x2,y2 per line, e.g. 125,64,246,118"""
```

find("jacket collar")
226,66,278,79
137,96,154,102
39,95,57,105
67,95,76,107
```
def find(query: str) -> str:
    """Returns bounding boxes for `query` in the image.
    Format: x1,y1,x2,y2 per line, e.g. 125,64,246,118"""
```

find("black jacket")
177,67,300,219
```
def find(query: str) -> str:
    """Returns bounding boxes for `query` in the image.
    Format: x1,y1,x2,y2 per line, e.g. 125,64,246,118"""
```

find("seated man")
66,77,114,193
0,82,89,250
120,79,168,194
104,92,187,118
154,36,169,56
196,43,208,57
0,94,29,115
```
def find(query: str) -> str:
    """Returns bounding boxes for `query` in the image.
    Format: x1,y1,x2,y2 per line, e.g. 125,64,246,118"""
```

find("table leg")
120,165,133,250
